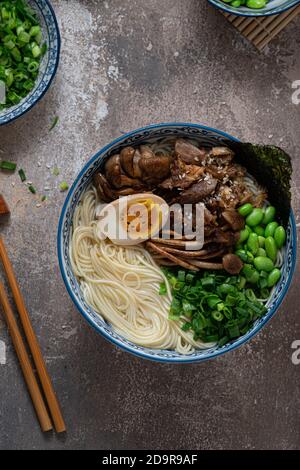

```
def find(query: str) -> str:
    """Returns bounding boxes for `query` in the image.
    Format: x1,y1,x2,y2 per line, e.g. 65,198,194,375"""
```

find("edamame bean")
254,226,265,236
257,248,266,257
239,226,250,243
242,264,260,284
246,208,264,227
274,226,286,249
231,0,241,6
246,0,266,8
238,203,253,217
267,268,281,288
253,256,274,272
264,221,279,238
262,206,276,225
247,233,259,255
258,236,265,248
265,236,278,262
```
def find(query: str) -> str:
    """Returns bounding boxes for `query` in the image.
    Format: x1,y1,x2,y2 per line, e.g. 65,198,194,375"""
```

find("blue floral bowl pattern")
0,0,60,125
57,123,297,363
208,0,300,17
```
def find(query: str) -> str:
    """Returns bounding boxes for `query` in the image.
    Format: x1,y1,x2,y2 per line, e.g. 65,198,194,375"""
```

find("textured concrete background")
0,0,300,450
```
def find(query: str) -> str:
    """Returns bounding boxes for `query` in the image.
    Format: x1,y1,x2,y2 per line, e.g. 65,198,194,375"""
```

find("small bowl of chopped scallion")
0,0,60,125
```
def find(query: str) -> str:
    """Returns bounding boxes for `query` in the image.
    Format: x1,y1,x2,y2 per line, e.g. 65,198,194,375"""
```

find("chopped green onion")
18,168,26,182
41,195,47,202
52,166,60,176
28,184,36,194
59,181,69,192
159,283,167,296
49,116,59,131
0,160,17,171
0,1,44,109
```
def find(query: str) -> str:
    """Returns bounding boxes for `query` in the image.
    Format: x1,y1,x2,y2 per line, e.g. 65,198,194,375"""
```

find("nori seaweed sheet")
224,141,292,227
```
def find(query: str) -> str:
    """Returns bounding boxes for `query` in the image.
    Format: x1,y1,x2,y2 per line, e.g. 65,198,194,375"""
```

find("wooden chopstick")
0,236,66,433
0,281,53,432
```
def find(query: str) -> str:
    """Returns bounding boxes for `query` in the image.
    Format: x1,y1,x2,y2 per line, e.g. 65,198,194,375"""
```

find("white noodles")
70,187,215,354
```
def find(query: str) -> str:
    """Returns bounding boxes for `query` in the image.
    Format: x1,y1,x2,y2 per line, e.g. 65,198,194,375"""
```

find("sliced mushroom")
105,154,142,188
222,254,243,275
222,209,245,231
187,260,224,270
138,146,171,184
147,241,198,271
119,147,135,177
93,173,141,202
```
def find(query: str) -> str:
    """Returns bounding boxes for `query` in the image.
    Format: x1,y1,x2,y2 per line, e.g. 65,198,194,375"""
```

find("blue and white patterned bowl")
0,0,60,125
57,123,297,363
208,0,300,17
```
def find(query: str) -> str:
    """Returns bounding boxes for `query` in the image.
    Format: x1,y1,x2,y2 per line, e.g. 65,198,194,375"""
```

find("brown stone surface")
0,0,299,450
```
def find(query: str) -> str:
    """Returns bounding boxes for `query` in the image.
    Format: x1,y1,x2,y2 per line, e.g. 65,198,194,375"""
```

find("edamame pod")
274,226,286,249
258,236,265,248
267,268,281,288
253,256,274,272
264,221,279,238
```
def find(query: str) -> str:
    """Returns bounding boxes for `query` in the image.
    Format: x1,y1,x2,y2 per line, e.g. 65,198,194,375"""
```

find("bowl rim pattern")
208,0,300,17
57,122,297,363
0,0,60,126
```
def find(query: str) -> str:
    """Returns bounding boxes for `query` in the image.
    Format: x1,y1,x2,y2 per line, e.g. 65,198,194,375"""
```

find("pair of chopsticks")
0,198,65,433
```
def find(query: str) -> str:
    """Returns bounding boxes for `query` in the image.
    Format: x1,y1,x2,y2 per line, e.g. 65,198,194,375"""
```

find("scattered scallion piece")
18,168,26,182
41,195,47,202
0,160,17,171
49,116,59,131
59,181,69,192
52,166,60,176
28,184,36,194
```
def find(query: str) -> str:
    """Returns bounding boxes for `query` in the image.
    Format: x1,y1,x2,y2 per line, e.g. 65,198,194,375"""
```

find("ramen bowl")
0,0,60,126
208,0,300,17
57,123,297,363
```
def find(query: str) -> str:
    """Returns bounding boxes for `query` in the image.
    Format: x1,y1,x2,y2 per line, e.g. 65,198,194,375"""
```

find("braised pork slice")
222,209,245,231
160,157,204,190
177,176,218,204
175,139,208,165
105,154,142,188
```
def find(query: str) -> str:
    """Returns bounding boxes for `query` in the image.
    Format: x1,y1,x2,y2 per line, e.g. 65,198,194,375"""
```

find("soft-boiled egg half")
95,193,169,246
